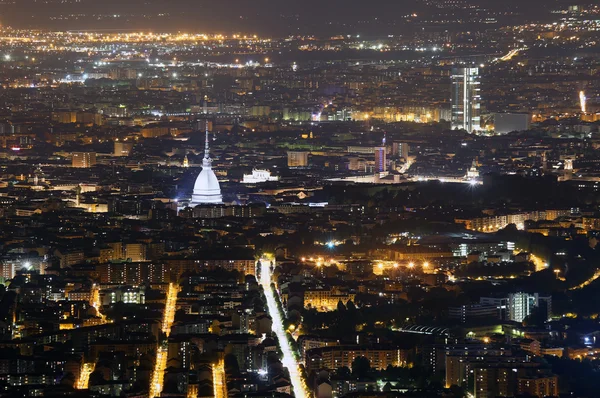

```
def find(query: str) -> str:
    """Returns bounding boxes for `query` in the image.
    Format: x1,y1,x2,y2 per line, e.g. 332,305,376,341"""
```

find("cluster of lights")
300,256,337,267
75,362,95,389
0,29,264,44
378,261,429,269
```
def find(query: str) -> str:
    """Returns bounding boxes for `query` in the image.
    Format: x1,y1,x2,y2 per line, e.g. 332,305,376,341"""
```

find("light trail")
498,47,525,62
569,269,600,290
212,358,227,398
76,362,95,389
150,283,179,398
259,258,309,398
398,157,414,174
411,175,482,185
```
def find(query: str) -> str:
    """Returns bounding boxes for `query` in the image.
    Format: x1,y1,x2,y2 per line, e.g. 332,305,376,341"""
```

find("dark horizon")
0,0,571,35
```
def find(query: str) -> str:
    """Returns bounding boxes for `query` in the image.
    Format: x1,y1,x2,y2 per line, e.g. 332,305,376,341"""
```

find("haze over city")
0,0,575,33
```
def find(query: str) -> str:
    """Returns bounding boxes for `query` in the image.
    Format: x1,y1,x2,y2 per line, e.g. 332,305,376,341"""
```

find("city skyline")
0,1,597,398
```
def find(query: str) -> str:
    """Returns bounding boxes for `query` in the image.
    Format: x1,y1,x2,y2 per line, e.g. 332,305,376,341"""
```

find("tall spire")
204,126,210,160
203,96,212,167
190,94,222,206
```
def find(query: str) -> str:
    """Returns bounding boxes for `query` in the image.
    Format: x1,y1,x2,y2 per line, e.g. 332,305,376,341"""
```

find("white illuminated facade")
190,128,222,205
242,169,279,184
508,293,535,323
102,287,146,305
466,159,480,179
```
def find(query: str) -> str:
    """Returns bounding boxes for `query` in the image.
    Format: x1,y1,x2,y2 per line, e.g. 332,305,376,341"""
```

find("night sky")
0,0,569,34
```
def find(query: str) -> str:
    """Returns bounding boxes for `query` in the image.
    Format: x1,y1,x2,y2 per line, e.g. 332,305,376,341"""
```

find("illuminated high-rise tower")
374,147,386,173
451,67,481,133
579,90,587,113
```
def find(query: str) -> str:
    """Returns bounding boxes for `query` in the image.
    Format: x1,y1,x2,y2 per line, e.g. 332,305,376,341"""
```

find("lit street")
259,258,309,398
569,269,600,290
150,283,179,398
212,358,227,398
76,362,95,390
90,284,107,324
150,348,168,398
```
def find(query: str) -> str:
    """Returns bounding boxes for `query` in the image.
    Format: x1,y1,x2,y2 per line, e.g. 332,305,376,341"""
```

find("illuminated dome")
190,130,222,205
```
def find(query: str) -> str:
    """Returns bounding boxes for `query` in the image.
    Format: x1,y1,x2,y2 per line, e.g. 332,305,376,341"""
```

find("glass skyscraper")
451,67,481,133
